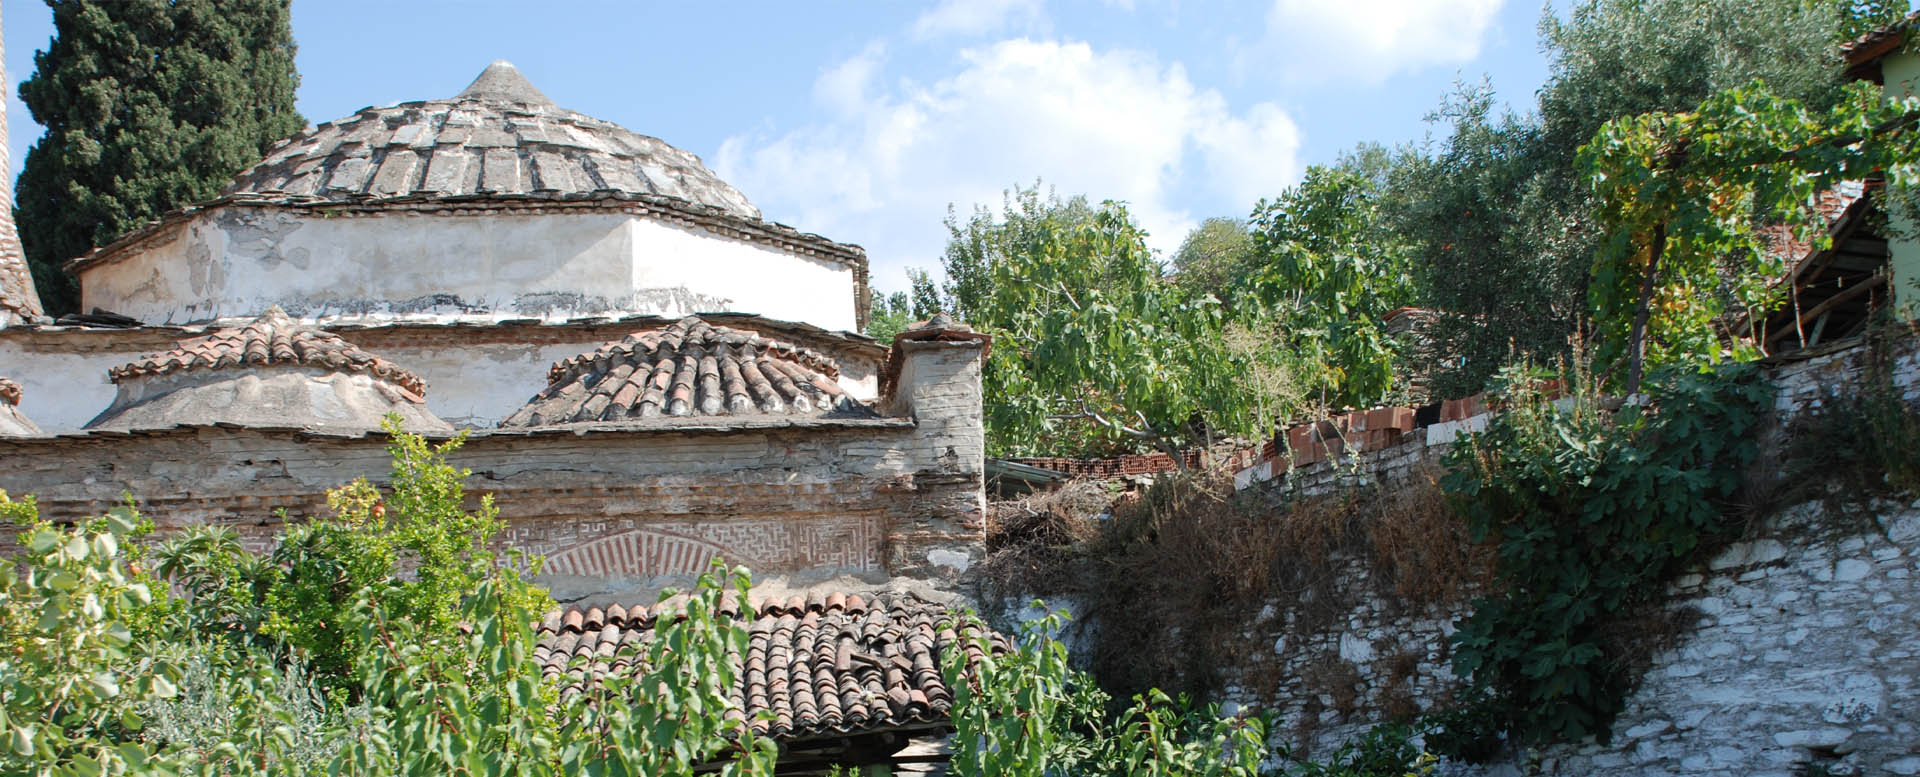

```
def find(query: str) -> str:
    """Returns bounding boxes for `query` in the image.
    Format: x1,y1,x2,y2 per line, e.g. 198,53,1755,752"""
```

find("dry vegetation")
970,462,1496,709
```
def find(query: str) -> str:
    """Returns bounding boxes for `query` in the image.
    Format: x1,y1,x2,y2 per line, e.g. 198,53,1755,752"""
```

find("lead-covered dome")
86,308,451,434
224,61,759,219
503,316,870,427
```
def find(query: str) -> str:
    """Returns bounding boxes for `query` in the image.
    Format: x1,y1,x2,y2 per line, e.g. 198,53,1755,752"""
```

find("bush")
1437,361,1772,753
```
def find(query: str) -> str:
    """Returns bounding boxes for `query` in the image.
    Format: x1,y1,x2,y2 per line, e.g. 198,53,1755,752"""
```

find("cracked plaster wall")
77,205,858,331
0,322,882,433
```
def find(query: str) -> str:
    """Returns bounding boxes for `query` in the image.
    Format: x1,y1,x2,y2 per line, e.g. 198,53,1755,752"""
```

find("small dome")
502,316,869,427
88,308,449,434
225,61,759,219
0,378,41,437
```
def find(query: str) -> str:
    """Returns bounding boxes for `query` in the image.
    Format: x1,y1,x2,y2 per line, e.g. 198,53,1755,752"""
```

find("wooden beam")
1768,273,1887,346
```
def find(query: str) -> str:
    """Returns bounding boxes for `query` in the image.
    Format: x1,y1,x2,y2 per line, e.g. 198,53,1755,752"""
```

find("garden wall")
1189,335,1920,776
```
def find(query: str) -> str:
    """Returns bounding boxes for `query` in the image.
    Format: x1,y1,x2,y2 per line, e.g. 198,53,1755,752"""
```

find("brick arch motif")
542,529,743,578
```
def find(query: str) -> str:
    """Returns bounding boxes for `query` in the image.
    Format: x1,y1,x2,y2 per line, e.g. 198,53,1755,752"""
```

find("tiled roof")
1845,12,1917,65
0,377,20,406
108,307,427,396
0,235,39,323
502,316,866,427
1763,181,1871,271
534,593,1006,741
224,61,758,220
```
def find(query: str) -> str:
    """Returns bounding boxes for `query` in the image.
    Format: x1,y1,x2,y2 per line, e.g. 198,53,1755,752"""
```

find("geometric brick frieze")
518,512,884,578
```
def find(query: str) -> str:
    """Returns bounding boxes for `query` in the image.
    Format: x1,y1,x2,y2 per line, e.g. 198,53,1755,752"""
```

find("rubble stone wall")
1198,336,1920,775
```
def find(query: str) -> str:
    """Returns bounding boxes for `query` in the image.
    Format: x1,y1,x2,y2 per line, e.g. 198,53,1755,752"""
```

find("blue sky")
4,0,1557,294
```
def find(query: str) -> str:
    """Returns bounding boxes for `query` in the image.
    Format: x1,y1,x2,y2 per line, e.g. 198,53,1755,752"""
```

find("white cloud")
715,39,1302,291
912,0,1048,39
1257,0,1505,83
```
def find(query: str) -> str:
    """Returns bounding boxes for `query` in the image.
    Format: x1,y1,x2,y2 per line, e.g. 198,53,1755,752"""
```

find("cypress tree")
14,0,303,316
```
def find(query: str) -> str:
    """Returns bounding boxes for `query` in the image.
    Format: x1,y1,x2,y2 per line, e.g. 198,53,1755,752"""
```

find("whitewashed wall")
77,206,859,332
0,326,881,434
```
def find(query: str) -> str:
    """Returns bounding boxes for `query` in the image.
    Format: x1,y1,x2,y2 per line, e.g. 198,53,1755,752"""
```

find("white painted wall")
0,341,119,433
78,206,860,332
1,333,881,435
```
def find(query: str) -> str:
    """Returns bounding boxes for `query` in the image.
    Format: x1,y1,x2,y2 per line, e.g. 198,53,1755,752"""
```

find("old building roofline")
63,190,869,275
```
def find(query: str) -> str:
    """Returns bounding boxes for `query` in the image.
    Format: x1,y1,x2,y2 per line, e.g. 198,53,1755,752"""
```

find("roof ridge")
108,308,428,396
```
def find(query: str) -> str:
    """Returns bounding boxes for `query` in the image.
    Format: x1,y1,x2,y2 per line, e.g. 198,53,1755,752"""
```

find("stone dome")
0,378,40,437
87,308,451,434
502,316,870,427
224,61,759,219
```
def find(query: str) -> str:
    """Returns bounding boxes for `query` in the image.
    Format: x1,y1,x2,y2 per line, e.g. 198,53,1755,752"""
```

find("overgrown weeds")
1781,319,1920,534
971,460,1492,711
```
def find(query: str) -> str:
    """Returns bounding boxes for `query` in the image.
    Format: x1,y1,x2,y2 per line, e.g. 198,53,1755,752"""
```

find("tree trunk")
1625,221,1666,396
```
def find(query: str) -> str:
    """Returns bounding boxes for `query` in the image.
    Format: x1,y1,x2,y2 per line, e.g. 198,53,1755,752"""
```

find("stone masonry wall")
1192,335,1920,775
0,340,984,603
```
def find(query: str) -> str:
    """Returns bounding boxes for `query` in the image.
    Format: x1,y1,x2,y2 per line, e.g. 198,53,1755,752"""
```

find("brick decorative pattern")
533,514,884,578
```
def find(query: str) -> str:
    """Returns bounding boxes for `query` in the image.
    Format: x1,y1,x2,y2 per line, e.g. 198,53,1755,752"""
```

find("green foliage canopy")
938,185,1274,456
1244,165,1414,408
1390,0,1867,395
1436,363,1772,752
15,0,305,314
1581,80,1920,390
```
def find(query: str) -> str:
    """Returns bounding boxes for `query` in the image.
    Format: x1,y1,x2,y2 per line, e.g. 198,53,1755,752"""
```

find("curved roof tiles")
502,316,867,427
535,593,1007,740
109,307,427,397
223,61,758,220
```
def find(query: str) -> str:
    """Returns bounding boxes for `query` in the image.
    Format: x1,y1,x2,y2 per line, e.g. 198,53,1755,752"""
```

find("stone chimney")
0,6,47,328
881,313,992,576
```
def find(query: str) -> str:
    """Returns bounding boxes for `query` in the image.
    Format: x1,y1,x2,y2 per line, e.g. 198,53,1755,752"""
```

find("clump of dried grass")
970,460,1496,711
1367,463,1497,612
974,479,1110,597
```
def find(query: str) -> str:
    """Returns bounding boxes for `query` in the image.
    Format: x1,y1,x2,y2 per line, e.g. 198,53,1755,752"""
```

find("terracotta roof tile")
503,316,868,427
534,593,1006,741
108,307,427,397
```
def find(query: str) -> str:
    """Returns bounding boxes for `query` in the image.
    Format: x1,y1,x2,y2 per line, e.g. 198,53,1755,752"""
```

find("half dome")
224,61,758,219
502,316,870,427
0,378,41,437
87,308,450,434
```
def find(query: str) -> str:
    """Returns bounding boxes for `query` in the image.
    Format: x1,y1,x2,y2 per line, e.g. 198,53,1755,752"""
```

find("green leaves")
939,185,1277,456
943,606,1268,777
16,0,305,315
1582,77,1920,383
1435,363,1770,755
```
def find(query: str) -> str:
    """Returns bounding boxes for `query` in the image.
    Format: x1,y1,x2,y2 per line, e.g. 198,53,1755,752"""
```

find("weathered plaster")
78,205,859,331
0,336,984,602
0,317,883,433
1882,51,1920,318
